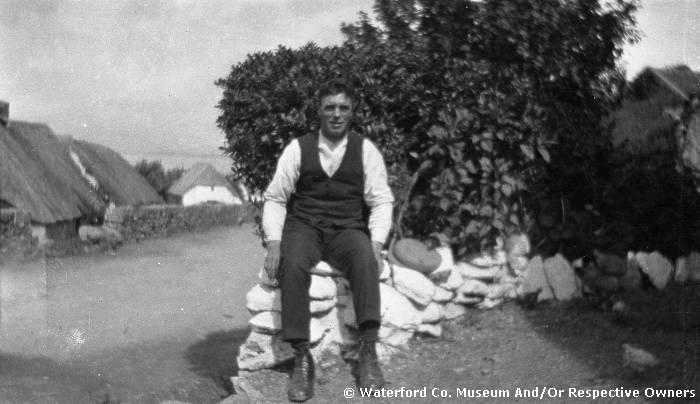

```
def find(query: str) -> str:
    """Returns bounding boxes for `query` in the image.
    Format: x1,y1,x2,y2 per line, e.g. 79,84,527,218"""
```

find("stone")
467,251,506,268
237,332,293,371
622,343,660,373
439,268,465,291
543,254,582,301
687,251,700,282
228,376,266,403
505,233,530,257
379,325,414,348
429,246,455,280
675,256,689,283
379,259,391,281
477,298,503,310
246,284,281,313
520,255,554,301
417,322,442,338
101,226,123,243
633,251,673,289
391,264,436,307
593,250,627,276
453,295,484,305
486,283,517,300
249,311,281,334
507,256,529,276
310,261,343,277
309,317,326,344
417,302,442,324
442,302,468,320
389,238,442,273
455,261,500,281
380,283,421,330
457,279,490,297
620,253,643,290
432,286,454,303
310,297,336,315
78,225,110,243
310,274,337,300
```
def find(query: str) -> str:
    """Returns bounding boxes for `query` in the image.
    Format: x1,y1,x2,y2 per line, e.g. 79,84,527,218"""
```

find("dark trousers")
278,217,381,342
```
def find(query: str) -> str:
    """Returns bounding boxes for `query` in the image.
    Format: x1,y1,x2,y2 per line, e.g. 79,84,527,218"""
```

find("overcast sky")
1,0,699,169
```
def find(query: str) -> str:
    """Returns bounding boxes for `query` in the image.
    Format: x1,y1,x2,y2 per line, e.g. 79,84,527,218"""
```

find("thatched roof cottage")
167,162,246,206
0,113,105,241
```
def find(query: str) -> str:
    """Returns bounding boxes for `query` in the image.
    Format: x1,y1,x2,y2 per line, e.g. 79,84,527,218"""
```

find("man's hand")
372,241,384,275
264,240,281,284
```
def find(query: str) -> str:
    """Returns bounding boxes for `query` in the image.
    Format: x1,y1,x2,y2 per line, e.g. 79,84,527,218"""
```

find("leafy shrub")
134,160,185,200
217,0,638,258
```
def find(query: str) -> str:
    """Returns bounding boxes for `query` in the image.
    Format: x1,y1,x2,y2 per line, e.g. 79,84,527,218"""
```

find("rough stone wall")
104,203,249,242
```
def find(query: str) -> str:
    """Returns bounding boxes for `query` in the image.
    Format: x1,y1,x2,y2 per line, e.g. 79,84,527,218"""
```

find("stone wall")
236,233,700,373
104,203,250,242
237,245,522,372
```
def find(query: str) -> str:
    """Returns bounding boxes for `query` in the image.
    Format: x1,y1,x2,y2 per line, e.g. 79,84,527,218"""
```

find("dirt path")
0,225,263,404
2,226,698,404
241,291,699,404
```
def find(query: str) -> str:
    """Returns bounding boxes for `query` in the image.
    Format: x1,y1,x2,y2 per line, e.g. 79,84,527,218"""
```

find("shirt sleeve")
362,139,395,244
262,140,301,241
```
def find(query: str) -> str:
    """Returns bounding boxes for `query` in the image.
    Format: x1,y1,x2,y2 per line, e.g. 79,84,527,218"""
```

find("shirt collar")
318,130,347,151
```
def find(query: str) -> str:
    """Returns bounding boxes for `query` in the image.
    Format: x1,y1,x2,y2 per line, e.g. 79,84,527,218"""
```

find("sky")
1,0,699,171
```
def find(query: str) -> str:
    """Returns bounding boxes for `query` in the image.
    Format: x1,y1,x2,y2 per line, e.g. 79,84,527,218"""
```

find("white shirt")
263,132,394,243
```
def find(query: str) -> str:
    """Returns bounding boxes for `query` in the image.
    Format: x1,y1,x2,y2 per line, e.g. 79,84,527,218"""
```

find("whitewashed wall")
182,185,241,206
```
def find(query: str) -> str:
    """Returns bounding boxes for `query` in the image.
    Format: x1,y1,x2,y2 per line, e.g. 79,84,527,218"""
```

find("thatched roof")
168,162,241,198
61,138,163,206
0,121,105,224
613,65,700,152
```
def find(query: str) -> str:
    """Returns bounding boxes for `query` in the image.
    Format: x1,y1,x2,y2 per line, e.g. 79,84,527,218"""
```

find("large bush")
217,0,638,257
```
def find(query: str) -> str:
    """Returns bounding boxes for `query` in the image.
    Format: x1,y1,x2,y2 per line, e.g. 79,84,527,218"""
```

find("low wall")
104,203,251,242
0,209,36,259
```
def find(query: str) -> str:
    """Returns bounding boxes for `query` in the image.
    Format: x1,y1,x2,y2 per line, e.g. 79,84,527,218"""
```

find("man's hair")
318,79,357,104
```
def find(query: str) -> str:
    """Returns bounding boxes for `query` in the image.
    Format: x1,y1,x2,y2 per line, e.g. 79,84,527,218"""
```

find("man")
262,79,394,402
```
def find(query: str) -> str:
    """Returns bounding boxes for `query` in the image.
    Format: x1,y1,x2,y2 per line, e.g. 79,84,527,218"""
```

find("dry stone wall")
238,234,700,373
104,203,248,242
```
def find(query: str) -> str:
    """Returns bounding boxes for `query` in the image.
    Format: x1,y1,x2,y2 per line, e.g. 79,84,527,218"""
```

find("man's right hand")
264,240,281,283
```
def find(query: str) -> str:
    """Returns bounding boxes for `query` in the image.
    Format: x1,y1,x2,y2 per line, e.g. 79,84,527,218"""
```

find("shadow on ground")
184,327,250,395
0,353,110,403
521,284,700,403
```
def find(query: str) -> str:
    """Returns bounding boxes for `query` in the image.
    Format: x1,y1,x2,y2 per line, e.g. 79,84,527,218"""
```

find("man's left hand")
372,241,384,275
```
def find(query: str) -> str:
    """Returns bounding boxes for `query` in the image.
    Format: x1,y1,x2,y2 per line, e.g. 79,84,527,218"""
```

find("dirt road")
0,225,263,403
2,225,698,404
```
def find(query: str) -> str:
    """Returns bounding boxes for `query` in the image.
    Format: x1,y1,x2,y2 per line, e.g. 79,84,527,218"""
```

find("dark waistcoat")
287,132,366,229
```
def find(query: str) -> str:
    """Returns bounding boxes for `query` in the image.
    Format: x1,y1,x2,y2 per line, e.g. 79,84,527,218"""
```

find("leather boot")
357,339,385,389
287,343,314,402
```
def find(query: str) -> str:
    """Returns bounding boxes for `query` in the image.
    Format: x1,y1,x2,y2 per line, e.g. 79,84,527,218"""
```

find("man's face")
318,93,353,141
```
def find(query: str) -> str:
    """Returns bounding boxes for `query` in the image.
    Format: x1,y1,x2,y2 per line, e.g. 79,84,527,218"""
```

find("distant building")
613,65,700,153
167,162,245,206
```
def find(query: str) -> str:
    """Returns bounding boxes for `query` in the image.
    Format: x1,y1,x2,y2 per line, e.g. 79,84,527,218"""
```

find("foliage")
597,94,700,259
134,160,184,200
216,0,638,257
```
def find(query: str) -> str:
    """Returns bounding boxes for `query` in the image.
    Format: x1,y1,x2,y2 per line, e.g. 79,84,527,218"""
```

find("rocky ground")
227,284,700,404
